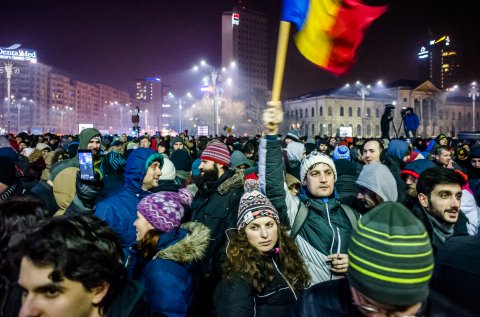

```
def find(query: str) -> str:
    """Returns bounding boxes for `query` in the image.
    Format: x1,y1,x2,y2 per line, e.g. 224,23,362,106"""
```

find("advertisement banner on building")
0,44,37,63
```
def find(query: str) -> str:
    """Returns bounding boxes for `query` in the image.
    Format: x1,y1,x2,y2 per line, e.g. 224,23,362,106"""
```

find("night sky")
1,0,478,99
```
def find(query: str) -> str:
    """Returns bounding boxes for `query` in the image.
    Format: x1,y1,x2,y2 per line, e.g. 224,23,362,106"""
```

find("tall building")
222,7,268,99
418,35,462,89
135,76,163,131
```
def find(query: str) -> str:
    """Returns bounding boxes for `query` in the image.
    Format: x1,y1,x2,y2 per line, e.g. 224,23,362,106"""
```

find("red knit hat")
201,140,230,167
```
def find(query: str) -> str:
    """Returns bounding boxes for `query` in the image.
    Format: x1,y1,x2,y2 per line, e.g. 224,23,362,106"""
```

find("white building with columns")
282,80,475,138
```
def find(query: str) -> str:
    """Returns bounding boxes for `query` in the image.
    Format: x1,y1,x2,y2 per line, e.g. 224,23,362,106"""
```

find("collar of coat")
152,222,211,263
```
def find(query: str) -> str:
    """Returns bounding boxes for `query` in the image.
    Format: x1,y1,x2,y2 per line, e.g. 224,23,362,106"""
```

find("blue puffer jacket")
126,222,210,317
95,148,157,259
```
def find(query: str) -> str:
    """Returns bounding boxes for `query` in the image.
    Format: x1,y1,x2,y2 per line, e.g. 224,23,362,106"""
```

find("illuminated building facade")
417,35,462,89
135,76,163,131
221,7,267,98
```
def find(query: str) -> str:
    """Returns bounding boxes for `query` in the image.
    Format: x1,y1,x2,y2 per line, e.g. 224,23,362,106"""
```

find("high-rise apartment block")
222,7,268,99
0,45,154,134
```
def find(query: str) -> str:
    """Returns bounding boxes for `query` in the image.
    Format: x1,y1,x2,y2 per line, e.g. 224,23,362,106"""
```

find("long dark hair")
222,222,310,293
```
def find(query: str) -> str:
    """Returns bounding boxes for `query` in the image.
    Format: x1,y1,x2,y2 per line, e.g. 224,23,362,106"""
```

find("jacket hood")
387,139,409,160
78,128,101,150
153,222,210,263
286,142,305,162
124,148,156,192
356,163,398,202
230,150,252,168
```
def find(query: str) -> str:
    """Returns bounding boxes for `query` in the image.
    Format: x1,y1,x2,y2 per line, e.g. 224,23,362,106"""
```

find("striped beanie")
137,188,192,233
200,140,230,167
237,190,279,231
348,201,434,306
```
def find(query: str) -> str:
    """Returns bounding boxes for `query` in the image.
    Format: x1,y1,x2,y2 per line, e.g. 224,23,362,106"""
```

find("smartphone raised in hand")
78,149,95,181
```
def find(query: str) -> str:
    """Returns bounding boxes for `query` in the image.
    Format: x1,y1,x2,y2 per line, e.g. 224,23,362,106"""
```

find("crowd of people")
0,105,478,316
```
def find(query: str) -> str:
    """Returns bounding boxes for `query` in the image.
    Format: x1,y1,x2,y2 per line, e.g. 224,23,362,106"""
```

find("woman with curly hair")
214,190,310,317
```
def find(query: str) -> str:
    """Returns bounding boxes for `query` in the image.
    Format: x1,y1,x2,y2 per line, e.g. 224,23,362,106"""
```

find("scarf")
427,213,454,247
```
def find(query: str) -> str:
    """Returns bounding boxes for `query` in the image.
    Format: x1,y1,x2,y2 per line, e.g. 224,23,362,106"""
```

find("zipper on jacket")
271,257,297,301
324,200,336,255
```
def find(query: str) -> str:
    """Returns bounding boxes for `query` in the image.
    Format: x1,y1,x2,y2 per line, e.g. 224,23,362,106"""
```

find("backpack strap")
340,204,359,229
290,201,309,238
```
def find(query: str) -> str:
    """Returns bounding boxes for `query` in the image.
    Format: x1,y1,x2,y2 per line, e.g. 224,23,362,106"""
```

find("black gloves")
75,170,103,209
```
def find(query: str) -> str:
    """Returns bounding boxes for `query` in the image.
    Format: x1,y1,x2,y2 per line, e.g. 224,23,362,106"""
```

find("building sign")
418,46,429,59
0,44,37,63
232,13,240,26
198,125,209,136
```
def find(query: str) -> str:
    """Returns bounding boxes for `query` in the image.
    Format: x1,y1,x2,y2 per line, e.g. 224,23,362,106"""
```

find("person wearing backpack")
260,103,360,285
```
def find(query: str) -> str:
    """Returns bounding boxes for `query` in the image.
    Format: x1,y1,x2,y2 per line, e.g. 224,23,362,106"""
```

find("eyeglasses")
352,302,423,317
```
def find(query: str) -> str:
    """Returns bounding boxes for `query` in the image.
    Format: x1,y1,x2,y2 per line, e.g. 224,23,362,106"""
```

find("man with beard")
187,140,244,316
411,167,469,254
400,159,436,208
31,128,103,216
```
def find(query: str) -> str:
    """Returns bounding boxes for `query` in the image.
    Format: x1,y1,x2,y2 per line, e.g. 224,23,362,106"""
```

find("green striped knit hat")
347,201,434,307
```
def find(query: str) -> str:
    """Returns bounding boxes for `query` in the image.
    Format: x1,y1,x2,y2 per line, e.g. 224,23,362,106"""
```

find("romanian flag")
282,0,387,76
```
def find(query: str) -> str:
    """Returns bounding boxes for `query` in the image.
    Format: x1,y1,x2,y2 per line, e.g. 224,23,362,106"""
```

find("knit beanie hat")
244,178,260,192
285,130,300,142
237,190,280,231
348,201,434,306
159,158,176,180
469,145,480,159
456,148,468,161
333,145,351,161
137,188,192,232
191,158,201,177
400,159,436,180
200,140,230,167
170,136,184,147
300,151,337,184
285,173,300,189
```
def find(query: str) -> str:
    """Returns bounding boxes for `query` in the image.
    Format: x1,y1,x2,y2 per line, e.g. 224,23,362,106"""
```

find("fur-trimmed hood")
218,168,244,195
153,221,211,263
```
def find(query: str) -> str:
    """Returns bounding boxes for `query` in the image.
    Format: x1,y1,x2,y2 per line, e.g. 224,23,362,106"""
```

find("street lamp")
468,82,479,131
51,106,73,134
193,60,235,136
168,92,192,133
356,81,371,137
0,62,20,133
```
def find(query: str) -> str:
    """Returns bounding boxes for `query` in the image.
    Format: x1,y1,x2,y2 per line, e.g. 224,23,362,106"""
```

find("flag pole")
270,21,291,109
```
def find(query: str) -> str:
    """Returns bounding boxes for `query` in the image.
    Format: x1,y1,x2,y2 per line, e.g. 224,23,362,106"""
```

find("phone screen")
78,150,94,181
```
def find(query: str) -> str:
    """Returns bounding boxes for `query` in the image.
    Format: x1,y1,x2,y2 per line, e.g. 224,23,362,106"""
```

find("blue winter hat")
191,158,201,177
333,145,351,161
